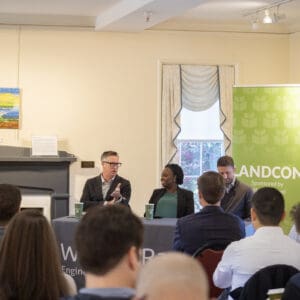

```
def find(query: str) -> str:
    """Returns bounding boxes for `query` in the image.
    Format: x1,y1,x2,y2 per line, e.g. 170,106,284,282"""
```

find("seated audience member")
0,209,76,300
66,205,143,300
213,187,300,297
288,203,300,243
135,252,209,300
282,272,300,300
173,171,245,255
217,155,253,219
80,151,131,211
0,183,21,239
148,164,194,218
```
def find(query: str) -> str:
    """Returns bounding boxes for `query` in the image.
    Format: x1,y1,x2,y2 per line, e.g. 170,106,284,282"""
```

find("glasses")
102,161,122,168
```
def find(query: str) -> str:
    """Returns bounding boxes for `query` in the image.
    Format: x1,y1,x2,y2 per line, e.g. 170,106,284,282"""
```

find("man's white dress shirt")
213,226,300,293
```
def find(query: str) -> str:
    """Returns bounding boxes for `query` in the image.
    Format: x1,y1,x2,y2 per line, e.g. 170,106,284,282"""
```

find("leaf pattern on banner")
252,129,269,145
233,129,247,144
294,132,300,145
235,96,247,111
242,112,257,128
284,112,300,129
273,130,289,145
263,112,279,128
252,96,269,111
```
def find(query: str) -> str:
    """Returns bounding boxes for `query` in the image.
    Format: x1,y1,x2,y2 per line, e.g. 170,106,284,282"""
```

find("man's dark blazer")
148,187,194,218
173,205,245,255
220,179,253,220
80,175,131,211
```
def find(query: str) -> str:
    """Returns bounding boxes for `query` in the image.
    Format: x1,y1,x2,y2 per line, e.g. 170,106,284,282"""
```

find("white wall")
0,26,292,215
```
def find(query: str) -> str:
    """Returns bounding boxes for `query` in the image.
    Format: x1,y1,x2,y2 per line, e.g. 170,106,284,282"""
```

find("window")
176,103,224,211
161,64,234,210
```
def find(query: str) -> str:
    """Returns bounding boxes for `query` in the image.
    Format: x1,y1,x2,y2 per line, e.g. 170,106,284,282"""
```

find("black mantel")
0,145,76,218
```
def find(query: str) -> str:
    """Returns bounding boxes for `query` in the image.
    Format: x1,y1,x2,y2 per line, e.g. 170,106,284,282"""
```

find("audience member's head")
251,187,285,228
290,203,300,233
164,164,184,185
75,205,143,288
135,252,209,300
0,209,71,300
0,184,21,226
197,171,225,205
217,155,236,186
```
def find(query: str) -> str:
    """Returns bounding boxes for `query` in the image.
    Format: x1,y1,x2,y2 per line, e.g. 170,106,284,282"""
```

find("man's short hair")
197,171,225,204
135,252,208,300
217,155,235,168
101,151,118,161
75,205,143,275
251,187,284,226
290,203,300,233
0,184,21,224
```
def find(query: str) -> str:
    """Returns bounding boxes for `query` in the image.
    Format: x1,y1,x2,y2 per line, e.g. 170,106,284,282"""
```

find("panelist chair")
192,239,232,298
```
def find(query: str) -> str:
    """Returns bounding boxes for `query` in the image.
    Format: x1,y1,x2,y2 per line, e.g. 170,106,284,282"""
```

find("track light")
243,0,293,30
262,10,273,24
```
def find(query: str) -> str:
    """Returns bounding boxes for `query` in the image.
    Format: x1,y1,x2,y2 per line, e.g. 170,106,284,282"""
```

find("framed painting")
0,88,20,129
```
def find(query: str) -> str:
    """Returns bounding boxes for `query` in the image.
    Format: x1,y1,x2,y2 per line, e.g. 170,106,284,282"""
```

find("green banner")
233,86,300,232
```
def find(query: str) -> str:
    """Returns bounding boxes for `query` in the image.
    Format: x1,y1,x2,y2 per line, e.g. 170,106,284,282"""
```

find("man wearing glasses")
80,151,131,211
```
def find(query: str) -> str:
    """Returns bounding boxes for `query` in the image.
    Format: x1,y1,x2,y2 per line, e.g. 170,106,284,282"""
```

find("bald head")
135,252,208,300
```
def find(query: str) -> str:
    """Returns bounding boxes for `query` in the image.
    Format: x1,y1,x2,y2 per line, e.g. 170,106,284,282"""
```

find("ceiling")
0,0,299,34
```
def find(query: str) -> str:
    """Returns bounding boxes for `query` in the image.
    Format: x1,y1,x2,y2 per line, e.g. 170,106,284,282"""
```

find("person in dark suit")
80,151,131,211
173,171,245,255
148,164,194,218
217,155,253,220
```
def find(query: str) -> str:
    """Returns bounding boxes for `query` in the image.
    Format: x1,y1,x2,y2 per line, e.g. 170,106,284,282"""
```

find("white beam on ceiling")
95,0,206,32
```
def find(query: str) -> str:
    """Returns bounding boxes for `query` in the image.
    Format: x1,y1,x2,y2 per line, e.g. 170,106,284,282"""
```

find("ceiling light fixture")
243,0,294,30
144,11,153,23
262,9,273,24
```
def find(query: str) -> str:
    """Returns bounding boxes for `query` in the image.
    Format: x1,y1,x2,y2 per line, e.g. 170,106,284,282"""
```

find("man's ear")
127,246,140,272
198,191,203,200
250,207,256,222
280,211,286,222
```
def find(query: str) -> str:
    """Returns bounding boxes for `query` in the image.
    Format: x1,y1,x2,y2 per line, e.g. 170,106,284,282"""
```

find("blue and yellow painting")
0,88,20,129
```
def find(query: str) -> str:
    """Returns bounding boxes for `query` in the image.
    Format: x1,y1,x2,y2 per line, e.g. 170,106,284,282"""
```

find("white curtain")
161,65,181,167
181,65,219,111
218,65,235,155
161,64,234,165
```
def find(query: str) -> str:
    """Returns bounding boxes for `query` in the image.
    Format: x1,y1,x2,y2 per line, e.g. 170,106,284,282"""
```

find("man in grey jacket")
217,155,253,220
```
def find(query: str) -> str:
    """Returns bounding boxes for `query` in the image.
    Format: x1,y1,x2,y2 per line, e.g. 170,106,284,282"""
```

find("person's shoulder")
235,179,253,191
152,188,165,194
178,187,193,195
223,211,244,224
289,272,300,284
85,175,101,184
177,210,197,225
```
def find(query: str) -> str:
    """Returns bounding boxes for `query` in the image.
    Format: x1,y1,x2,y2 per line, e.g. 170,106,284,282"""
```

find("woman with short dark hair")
0,209,76,300
147,164,194,218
